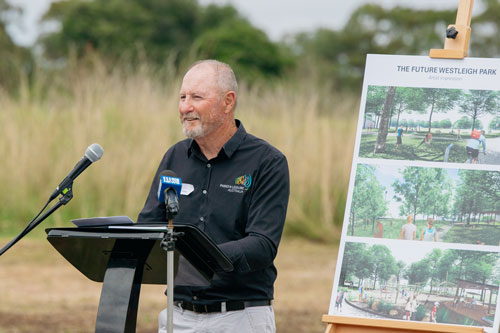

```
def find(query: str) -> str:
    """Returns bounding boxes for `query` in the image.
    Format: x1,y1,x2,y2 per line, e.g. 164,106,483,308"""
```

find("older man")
137,60,290,333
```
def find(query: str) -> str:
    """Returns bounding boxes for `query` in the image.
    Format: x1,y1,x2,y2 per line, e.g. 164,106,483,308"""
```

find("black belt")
174,300,272,313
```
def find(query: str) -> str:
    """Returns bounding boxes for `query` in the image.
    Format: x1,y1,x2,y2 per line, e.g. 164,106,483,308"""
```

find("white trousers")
158,305,276,333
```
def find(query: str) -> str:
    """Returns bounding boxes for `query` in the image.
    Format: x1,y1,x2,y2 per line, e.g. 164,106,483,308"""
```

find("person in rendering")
480,130,487,155
424,132,432,144
335,289,345,312
410,295,418,321
466,129,485,164
421,218,438,242
137,60,290,333
431,302,439,323
395,127,403,152
398,215,416,240
374,219,383,238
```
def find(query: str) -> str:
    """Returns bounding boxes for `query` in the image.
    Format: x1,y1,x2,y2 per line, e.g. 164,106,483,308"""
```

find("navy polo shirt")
137,120,290,303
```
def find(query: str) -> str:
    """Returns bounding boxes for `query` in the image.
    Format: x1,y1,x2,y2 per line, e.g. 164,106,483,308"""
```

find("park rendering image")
330,55,500,333
360,85,500,165
334,241,499,328
348,164,500,246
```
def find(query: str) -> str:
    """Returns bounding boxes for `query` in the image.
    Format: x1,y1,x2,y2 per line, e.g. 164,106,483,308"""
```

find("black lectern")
46,224,233,333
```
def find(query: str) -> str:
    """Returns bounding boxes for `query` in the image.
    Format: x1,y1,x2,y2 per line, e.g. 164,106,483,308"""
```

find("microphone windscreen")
85,143,104,162
157,170,182,202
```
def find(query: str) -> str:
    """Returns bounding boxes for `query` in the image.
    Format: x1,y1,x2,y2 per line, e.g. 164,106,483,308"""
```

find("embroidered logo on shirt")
219,174,252,194
235,174,252,189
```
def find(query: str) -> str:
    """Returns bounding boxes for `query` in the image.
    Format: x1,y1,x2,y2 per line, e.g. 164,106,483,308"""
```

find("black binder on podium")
46,222,233,333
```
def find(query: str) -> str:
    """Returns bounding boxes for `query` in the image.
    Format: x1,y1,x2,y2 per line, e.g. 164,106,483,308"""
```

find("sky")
5,0,484,46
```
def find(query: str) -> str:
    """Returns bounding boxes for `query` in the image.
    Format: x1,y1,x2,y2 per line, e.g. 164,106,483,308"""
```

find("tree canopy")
39,0,292,82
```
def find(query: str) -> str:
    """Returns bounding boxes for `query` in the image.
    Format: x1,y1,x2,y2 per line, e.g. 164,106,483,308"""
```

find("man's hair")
188,59,238,96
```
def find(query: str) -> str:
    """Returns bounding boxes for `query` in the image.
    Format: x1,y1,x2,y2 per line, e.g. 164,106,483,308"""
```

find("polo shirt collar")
187,119,246,160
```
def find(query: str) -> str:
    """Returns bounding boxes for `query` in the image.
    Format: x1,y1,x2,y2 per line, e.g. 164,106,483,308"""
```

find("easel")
430,0,474,59
323,1,485,332
322,315,484,333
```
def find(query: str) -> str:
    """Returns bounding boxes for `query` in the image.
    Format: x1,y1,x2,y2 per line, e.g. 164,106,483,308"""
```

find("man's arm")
218,153,290,273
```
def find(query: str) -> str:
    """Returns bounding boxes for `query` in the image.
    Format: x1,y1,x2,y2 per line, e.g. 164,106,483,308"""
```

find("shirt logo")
235,174,252,189
219,174,252,194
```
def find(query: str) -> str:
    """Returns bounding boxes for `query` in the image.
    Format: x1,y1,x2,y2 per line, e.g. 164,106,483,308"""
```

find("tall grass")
0,59,358,241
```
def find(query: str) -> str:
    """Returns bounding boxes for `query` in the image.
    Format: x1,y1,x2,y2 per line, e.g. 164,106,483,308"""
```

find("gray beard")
182,123,204,139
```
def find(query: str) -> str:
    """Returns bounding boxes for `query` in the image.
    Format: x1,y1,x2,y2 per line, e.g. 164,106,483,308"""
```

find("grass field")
0,237,338,333
0,61,358,240
442,223,500,246
359,132,467,162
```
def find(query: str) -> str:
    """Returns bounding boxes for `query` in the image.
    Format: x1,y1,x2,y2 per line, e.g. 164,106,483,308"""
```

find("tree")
350,165,387,235
453,170,492,224
394,260,406,304
393,167,442,220
374,86,396,153
341,242,371,286
39,0,291,81
421,169,452,219
459,90,500,130
193,19,293,83
404,259,430,287
0,1,32,93
41,0,201,62
365,86,388,129
371,245,396,290
424,249,442,295
291,5,455,91
439,119,452,129
488,116,500,130
390,87,425,130
453,116,473,129
420,88,460,133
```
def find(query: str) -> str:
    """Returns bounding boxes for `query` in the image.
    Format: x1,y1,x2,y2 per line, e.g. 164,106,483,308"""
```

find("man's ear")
223,91,236,113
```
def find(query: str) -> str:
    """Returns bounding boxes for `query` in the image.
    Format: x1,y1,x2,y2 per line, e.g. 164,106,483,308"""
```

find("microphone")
157,170,182,219
49,143,104,201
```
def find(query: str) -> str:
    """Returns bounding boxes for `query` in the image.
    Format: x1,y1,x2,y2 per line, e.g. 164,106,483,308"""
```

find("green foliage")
414,304,426,321
41,0,200,62
375,300,393,315
39,0,292,83
0,0,32,93
193,20,293,83
349,164,388,235
392,167,449,220
292,5,455,90
489,116,500,130
458,90,500,130
439,119,452,129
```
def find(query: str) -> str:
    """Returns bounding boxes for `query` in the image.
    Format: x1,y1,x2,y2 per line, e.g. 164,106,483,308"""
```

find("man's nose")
179,97,194,113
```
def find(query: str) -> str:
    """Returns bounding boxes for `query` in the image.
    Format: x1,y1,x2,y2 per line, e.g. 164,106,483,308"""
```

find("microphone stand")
160,214,183,333
0,184,74,256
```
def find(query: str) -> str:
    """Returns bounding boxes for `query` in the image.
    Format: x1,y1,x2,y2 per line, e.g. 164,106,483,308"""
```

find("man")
137,60,290,333
398,215,416,240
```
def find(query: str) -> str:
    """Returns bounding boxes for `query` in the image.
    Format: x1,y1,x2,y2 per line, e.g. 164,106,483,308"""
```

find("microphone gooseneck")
49,143,104,201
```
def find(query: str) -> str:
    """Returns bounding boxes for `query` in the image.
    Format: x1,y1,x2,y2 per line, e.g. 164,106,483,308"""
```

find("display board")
329,54,500,333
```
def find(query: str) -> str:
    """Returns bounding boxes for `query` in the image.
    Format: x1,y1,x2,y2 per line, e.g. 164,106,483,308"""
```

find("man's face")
179,65,226,139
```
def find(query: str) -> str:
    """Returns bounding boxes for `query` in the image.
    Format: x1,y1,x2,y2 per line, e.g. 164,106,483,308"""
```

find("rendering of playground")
359,86,500,165
334,242,499,328
348,164,500,246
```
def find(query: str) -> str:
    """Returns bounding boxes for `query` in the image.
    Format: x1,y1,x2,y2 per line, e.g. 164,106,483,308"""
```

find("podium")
46,224,233,333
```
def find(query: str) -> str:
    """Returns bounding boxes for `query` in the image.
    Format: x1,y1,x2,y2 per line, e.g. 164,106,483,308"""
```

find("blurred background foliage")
1,0,500,241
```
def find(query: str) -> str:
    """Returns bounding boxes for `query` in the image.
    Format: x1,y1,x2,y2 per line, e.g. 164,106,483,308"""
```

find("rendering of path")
479,136,500,165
